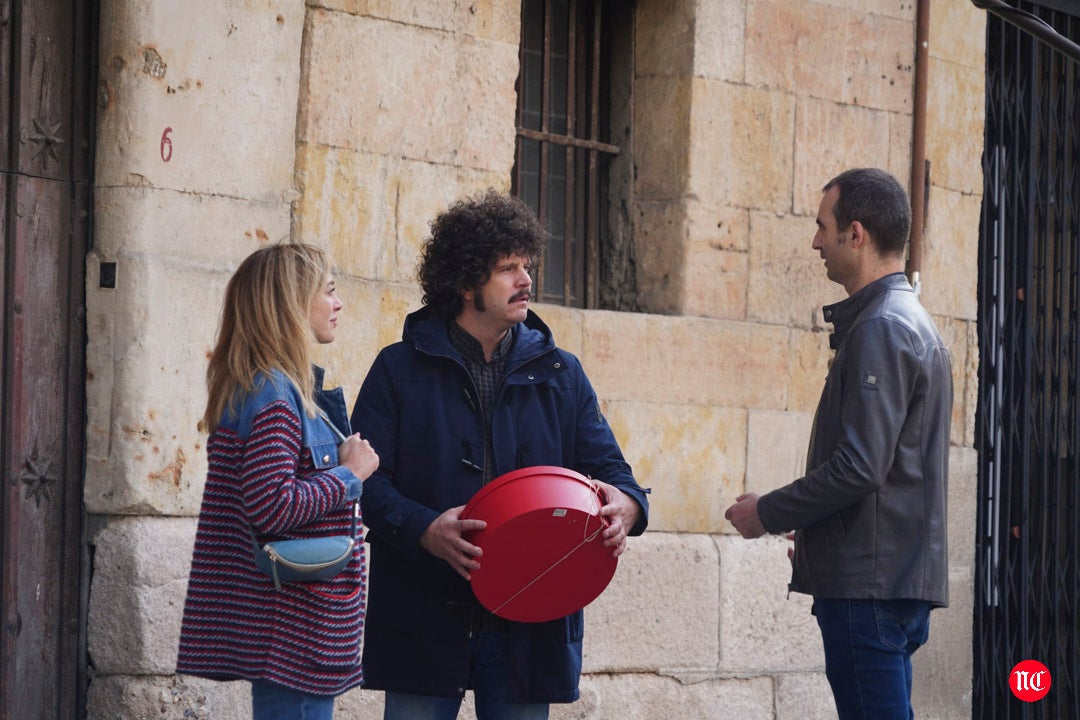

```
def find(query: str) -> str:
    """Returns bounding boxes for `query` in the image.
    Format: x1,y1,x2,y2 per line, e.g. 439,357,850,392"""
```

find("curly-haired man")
352,189,650,720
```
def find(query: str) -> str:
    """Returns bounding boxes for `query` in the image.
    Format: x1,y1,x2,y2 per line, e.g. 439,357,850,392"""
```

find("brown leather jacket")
758,273,952,606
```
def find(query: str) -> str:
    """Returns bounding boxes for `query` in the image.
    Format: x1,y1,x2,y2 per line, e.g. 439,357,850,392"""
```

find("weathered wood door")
0,0,95,718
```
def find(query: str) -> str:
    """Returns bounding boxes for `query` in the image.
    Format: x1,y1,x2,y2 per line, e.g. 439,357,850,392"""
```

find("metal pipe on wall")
907,0,931,294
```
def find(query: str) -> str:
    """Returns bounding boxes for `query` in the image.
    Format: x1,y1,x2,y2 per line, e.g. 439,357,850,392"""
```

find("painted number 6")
160,127,173,162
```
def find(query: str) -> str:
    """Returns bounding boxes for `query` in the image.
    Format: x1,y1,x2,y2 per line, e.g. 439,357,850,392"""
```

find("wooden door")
0,0,95,718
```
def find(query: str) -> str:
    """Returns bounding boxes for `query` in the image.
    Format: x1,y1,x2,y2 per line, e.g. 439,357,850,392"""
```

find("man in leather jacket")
725,168,952,720
352,190,650,720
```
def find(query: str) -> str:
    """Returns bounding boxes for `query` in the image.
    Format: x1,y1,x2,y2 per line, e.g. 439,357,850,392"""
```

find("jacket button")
554,362,561,369
528,374,535,380
323,454,331,464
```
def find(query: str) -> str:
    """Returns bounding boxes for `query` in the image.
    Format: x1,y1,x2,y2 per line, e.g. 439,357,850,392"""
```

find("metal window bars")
512,0,618,308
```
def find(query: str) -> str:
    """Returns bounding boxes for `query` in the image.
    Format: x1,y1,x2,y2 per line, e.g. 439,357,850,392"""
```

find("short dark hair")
823,168,911,256
418,189,547,319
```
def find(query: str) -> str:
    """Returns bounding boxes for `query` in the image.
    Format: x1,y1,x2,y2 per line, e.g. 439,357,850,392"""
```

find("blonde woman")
177,243,378,720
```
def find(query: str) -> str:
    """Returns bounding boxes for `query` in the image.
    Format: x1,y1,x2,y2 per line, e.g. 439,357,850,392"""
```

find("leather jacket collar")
823,272,911,349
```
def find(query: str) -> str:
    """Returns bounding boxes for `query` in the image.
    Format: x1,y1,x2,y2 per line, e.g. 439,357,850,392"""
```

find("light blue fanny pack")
249,409,359,590
251,512,357,590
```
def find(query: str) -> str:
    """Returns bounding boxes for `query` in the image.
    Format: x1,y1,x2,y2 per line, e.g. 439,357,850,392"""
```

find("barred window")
512,0,628,308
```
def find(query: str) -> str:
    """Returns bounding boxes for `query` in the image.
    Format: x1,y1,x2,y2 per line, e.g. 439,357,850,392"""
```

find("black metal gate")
974,2,1080,718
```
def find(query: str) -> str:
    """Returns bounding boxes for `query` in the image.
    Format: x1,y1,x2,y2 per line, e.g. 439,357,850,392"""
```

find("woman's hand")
338,434,379,481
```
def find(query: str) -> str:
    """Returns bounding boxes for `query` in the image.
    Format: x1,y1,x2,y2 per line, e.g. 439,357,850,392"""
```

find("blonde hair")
203,243,333,432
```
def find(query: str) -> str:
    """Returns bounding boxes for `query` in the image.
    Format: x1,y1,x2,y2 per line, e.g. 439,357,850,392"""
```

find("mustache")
510,291,530,303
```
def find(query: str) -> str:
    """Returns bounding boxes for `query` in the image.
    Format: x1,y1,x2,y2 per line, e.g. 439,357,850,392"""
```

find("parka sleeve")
568,354,650,536
351,350,440,558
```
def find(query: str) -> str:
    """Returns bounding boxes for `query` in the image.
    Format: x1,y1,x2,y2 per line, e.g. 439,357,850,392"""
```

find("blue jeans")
251,680,336,720
813,598,931,720
383,631,549,720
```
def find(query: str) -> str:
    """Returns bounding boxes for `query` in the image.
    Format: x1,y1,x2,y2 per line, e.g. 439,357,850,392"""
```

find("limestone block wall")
86,0,306,518
84,1,984,719
85,0,308,714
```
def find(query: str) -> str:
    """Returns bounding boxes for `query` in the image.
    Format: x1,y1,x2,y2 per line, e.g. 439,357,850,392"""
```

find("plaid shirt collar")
447,320,513,366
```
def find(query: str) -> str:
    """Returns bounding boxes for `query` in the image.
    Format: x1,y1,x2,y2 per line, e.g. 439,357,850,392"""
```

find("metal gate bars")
975,2,1080,718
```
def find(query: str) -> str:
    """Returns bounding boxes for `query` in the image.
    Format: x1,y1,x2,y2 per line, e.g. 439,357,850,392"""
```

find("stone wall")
84,1,985,718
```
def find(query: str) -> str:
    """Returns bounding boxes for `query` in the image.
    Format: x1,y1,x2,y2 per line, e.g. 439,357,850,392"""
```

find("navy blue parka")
351,307,649,702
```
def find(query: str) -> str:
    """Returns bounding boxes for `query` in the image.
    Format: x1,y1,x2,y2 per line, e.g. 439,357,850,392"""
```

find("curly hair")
419,189,548,319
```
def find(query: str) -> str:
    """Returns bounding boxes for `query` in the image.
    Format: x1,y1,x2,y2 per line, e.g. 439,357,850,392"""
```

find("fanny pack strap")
316,408,360,539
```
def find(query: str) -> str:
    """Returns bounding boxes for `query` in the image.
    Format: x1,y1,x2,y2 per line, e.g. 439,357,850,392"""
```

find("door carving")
0,0,96,718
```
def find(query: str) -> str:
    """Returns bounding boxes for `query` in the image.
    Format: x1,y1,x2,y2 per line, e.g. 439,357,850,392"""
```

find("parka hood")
402,306,555,361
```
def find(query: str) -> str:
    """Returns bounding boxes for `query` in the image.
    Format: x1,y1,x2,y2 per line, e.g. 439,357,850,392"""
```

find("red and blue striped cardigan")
176,370,365,696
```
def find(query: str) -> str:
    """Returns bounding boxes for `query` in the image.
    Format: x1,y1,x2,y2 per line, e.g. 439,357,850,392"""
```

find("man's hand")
594,480,641,557
724,493,767,539
419,505,487,580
